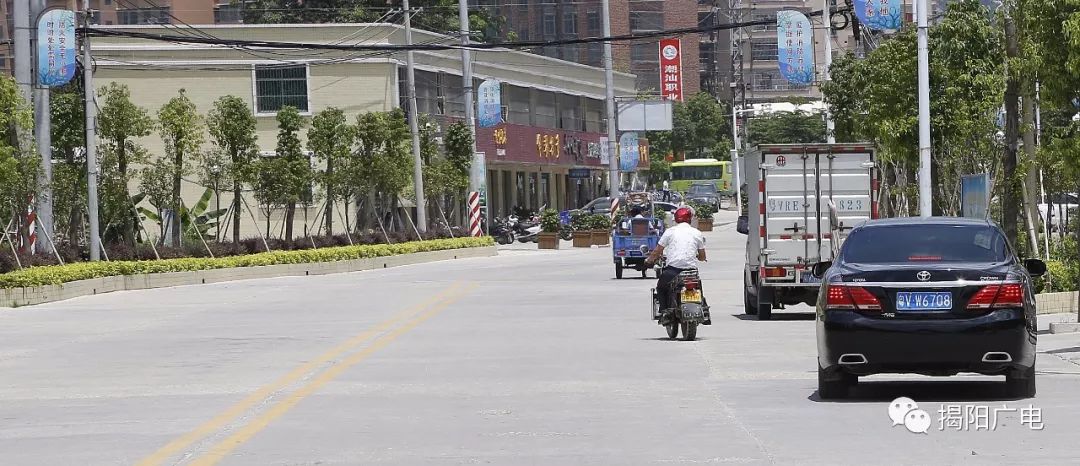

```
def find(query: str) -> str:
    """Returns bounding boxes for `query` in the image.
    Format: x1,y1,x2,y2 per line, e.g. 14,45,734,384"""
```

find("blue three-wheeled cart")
612,192,665,279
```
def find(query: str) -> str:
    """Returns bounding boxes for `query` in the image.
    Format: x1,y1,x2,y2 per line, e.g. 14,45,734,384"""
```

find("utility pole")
458,0,486,229
402,0,427,232
83,0,100,261
1002,11,1021,248
822,0,835,144
601,0,619,199
13,0,31,104
32,0,54,255
916,0,932,217
1022,92,1040,257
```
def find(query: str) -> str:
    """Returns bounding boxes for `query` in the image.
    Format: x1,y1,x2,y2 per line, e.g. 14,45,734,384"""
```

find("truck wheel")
757,286,773,321
743,276,758,315
615,262,623,279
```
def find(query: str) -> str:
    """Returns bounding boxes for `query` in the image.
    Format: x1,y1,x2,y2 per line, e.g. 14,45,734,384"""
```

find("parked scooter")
513,213,541,243
650,253,710,341
491,217,516,245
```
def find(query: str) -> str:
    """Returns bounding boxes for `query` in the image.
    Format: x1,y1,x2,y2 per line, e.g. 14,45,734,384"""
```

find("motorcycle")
491,217,515,245
512,207,546,243
650,253,710,341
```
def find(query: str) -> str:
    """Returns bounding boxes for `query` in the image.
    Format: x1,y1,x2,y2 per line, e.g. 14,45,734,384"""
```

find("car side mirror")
1024,258,1047,277
736,215,749,235
812,261,833,278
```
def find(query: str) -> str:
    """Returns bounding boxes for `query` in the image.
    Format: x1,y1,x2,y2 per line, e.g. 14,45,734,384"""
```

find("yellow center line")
136,282,464,466
187,282,478,466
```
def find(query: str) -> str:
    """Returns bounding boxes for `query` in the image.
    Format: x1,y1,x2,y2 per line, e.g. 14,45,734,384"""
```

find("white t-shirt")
658,222,706,269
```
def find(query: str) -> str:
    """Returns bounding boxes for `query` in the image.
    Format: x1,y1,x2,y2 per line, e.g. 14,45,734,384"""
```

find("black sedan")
813,217,1045,399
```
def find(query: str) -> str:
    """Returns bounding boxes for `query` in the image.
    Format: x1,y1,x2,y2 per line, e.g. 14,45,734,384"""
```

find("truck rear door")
818,151,874,258
760,150,874,270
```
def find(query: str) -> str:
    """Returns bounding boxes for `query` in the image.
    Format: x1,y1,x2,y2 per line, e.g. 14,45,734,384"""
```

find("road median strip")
136,281,470,466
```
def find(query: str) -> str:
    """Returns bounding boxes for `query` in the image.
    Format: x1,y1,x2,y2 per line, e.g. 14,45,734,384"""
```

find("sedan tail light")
826,285,882,311
966,284,1024,310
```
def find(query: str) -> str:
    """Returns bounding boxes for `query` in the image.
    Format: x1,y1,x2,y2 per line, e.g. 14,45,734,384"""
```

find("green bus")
669,158,733,195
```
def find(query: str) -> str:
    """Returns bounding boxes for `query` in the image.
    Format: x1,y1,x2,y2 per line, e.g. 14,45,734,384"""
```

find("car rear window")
842,224,1010,263
689,185,716,195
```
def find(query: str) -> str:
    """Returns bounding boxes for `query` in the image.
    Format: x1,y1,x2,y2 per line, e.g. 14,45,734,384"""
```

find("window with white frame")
254,65,309,114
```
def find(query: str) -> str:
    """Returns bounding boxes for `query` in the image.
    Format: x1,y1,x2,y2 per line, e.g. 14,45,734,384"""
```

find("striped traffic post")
468,191,483,237
26,196,36,253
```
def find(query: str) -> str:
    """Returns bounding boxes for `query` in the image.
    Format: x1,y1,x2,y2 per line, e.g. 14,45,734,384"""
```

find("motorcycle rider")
645,207,706,317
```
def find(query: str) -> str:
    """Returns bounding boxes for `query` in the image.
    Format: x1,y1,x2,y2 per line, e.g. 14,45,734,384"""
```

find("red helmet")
674,207,693,224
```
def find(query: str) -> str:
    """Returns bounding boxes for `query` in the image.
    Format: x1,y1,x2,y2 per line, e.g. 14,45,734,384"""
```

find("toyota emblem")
916,271,931,282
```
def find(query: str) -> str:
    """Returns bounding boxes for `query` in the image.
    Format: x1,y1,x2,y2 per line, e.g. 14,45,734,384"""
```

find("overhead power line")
85,7,847,54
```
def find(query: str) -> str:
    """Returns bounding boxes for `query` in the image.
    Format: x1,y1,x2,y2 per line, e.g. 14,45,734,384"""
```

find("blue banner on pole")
961,174,990,219
477,80,502,128
37,9,77,87
776,11,815,86
619,132,640,172
853,0,903,31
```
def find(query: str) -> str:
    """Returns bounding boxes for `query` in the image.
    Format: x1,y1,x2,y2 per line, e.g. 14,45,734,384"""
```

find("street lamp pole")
916,0,933,217
601,0,619,199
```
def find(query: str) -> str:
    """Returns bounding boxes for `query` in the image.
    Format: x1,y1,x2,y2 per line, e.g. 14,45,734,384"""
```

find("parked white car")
1037,193,1078,232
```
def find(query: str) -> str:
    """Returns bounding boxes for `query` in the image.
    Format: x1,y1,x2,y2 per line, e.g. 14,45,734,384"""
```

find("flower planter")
591,229,610,246
698,218,714,231
572,231,592,248
538,232,560,249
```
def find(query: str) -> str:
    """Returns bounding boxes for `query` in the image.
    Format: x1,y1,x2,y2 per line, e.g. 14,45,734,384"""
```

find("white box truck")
738,144,878,320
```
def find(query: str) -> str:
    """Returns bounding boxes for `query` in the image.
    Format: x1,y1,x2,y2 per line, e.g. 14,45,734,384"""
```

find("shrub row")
0,237,493,289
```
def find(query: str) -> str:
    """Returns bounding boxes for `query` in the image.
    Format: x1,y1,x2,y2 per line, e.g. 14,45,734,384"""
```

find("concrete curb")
1036,291,1079,315
0,246,497,308
1050,322,1080,334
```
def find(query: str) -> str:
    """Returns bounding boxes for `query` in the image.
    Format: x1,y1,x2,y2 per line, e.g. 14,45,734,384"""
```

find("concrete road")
2,215,1080,465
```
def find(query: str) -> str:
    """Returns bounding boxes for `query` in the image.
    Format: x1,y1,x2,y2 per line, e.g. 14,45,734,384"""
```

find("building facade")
91,23,636,239
475,0,701,96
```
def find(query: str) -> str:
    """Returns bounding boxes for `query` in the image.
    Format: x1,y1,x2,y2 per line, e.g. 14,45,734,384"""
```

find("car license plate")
681,290,702,303
895,291,952,311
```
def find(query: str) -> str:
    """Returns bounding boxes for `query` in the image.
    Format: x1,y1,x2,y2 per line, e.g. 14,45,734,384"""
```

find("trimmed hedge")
0,237,494,289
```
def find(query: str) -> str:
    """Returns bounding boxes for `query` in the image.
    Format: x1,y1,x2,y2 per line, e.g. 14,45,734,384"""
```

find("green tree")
157,89,205,245
308,107,352,236
746,111,826,145
671,92,731,159
643,130,672,185
272,106,310,242
49,86,85,245
0,76,39,248
206,95,258,244
350,109,413,231
438,121,472,226
97,83,154,245
821,0,1002,217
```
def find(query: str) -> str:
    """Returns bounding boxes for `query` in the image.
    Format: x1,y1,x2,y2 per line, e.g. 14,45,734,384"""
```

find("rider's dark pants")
656,266,687,311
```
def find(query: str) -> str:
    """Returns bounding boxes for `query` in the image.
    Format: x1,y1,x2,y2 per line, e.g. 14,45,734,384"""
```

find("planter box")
539,232,560,249
591,229,610,246
698,218,714,231
572,231,592,248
